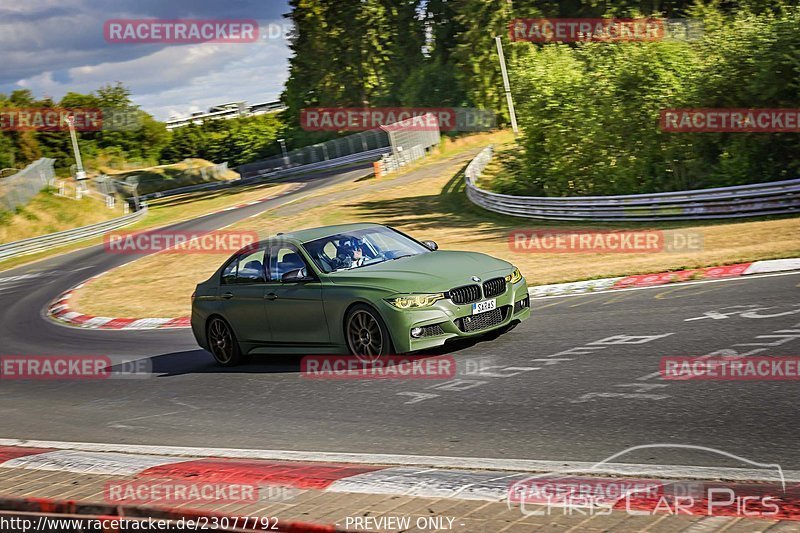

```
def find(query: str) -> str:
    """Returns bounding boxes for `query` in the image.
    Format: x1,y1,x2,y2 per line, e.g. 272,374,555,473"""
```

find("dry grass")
137,181,294,228
0,181,293,273
103,158,239,179
76,130,800,318
0,189,123,244
101,158,240,196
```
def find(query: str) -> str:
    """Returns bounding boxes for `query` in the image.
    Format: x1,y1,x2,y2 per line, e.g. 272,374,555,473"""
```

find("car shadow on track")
145,350,303,376
142,328,514,377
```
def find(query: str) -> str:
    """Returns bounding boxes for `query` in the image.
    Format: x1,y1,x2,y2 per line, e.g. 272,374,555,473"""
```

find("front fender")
322,285,394,350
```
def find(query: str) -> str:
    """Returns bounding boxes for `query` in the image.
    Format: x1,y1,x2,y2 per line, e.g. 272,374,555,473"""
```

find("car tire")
207,317,245,367
345,304,394,357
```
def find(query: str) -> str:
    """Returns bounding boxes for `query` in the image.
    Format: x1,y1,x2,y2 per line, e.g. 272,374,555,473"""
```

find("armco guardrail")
237,128,390,179
243,146,389,181
465,146,800,221
136,148,387,201
0,206,147,262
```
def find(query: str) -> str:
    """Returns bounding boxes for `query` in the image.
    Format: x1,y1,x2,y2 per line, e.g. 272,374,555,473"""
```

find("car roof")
262,222,386,245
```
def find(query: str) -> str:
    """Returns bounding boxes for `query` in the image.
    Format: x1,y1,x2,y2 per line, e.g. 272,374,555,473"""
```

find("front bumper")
381,279,531,353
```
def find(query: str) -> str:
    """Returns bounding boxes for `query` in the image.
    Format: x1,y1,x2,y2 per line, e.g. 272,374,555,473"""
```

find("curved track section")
0,162,798,472
0,165,367,356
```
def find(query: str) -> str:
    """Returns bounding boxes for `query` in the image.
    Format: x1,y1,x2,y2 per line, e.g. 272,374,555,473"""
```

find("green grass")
0,189,123,244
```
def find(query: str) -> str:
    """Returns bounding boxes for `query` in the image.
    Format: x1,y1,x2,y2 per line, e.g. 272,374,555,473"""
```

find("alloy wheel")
347,309,384,357
208,318,234,364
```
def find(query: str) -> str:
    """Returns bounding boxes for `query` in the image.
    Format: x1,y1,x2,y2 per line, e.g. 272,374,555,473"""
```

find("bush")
504,8,800,196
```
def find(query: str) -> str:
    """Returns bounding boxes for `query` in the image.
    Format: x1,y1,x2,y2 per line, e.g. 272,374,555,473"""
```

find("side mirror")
421,240,438,251
281,267,313,282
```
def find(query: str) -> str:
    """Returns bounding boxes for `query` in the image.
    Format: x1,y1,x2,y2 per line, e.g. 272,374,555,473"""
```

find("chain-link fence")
237,129,391,178
383,114,441,156
376,114,441,175
0,158,56,211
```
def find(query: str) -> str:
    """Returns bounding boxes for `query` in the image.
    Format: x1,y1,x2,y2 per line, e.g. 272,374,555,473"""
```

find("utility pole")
66,115,86,181
495,36,519,136
66,115,88,198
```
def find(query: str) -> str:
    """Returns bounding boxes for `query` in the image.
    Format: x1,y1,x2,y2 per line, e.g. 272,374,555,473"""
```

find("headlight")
505,268,523,284
386,293,444,309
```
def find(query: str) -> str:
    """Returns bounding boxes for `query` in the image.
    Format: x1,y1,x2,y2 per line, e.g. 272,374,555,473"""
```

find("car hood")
326,250,513,293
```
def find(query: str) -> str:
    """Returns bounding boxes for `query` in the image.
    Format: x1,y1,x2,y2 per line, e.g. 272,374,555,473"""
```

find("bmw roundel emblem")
471,276,481,282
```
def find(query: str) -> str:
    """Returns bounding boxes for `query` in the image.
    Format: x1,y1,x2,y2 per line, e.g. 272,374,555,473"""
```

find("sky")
0,0,292,120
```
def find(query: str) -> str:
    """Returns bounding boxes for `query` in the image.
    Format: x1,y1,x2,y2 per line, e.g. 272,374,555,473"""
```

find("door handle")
265,293,278,301
221,292,233,300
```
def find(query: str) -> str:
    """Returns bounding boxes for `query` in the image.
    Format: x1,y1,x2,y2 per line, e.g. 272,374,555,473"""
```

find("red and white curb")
48,280,190,330
529,258,800,298
0,441,799,520
49,251,800,330
46,184,306,330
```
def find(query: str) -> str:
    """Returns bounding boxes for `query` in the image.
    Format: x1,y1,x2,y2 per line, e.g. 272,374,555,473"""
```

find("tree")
282,0,426,142
15,131,41,164
380,0,425,105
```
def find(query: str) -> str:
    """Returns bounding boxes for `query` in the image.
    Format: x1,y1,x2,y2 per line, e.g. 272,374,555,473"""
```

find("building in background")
165,100,285,130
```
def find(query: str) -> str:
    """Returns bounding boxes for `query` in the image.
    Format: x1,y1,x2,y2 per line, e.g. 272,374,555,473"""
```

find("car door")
220,248,271,345
265,243,330,346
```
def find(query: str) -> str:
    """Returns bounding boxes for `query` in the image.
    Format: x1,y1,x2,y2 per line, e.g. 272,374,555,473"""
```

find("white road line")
0,439,796,482
0,450,192,475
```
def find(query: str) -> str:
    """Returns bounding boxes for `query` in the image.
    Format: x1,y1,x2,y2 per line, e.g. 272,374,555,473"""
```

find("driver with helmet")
334,237,366,269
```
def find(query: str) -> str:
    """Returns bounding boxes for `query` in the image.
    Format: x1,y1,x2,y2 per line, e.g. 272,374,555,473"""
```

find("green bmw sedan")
191,223,530,366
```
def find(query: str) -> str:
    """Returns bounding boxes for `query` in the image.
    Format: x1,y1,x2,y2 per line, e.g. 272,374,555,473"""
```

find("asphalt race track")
1,165,799,472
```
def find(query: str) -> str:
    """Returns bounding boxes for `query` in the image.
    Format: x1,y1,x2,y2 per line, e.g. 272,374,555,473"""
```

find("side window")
322,241,338,261
236,249,266,284
221,258,237,285
269,244,308,282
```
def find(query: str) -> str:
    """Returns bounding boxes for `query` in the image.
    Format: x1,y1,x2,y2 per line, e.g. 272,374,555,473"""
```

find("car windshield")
302,226,429,273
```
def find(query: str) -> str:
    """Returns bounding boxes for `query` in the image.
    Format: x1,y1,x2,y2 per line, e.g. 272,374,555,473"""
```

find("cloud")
1,0,291,120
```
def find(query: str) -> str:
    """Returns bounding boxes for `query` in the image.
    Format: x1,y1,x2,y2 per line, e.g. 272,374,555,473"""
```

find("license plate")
472,299,496,314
